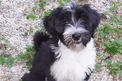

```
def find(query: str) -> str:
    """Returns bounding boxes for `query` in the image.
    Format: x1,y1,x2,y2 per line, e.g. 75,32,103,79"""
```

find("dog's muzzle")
63,31,91,47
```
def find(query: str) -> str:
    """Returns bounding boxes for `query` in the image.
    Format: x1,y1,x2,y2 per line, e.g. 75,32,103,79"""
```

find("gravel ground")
0,0,122,81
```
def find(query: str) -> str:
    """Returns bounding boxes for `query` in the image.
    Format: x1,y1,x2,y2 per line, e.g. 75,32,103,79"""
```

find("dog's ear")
82,4,100,37
43,11,56,37
43,8,63,37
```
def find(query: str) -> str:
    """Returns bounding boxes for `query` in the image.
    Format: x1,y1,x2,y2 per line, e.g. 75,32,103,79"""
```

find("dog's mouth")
63,39,82,48
66,40,85,51
74,40,81,44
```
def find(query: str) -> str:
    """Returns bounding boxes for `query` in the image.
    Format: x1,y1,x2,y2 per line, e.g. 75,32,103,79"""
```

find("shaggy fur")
22,2,100,81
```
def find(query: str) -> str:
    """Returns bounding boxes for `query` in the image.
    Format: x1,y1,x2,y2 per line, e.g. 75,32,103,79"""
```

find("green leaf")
25,45,34,51
104,39,122,55
103,36,108,41
5,56,15,67
40,25,44,30
42,0,46,2
57,0,64,7
105,47,118,55
38,0,42,2
32,6,37,11
6,43,14,50
20,44,34,70
0,37,14,49
20,53,26,59
0,56,5,65
27,65,32,70
35,26,40,31
0,37,8,42
39,3,46,9
16,55,22,61
64,0,71,3
103,23,111,29
26,13,37,20
106,59,112,63
106,60,122,76
27,27,34,35
117,0,122,2
0,1,1,5
97,51,103,59
44,10,52,16
35,1,38,5
95,63,102,71
57,0,62,4
117,70,122,77
77,0,80,3
110,1,115,6
119,49,122,54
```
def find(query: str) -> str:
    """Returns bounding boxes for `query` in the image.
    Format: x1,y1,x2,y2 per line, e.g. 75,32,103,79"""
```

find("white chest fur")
50,38,96,81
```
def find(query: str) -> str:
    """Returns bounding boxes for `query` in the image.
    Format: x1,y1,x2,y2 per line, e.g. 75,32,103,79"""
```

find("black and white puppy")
22,2,100,81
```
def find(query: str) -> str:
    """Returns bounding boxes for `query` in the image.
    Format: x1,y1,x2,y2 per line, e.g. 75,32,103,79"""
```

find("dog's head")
43,3,100,49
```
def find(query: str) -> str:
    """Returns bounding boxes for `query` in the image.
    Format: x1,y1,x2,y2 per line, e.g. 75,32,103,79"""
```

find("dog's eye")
83,22,87,24
66,21,68,23
82,21,87,24
65,19,72,24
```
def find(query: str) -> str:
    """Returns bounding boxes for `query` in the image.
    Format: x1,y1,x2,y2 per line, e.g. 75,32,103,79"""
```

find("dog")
22,2,100,81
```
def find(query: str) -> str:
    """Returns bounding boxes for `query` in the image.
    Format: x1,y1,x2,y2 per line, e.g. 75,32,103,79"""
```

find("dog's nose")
72,33,81,41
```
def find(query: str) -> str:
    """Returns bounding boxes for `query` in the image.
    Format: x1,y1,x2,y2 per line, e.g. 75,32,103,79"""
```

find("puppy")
22,2,100,81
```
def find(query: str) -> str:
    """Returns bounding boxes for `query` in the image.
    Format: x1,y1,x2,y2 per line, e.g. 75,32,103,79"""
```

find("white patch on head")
63,2,74,10
64,24,88,35
50,38,96,81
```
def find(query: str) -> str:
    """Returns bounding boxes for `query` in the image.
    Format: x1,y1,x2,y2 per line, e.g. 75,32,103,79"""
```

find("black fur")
22,32,56,81
33,32,49,52
22,3,100,81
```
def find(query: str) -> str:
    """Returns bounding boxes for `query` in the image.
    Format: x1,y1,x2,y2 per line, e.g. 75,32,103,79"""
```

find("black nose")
72,33,81,41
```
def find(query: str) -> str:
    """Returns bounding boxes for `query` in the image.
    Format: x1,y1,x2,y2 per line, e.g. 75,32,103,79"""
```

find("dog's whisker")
64,35,71,38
